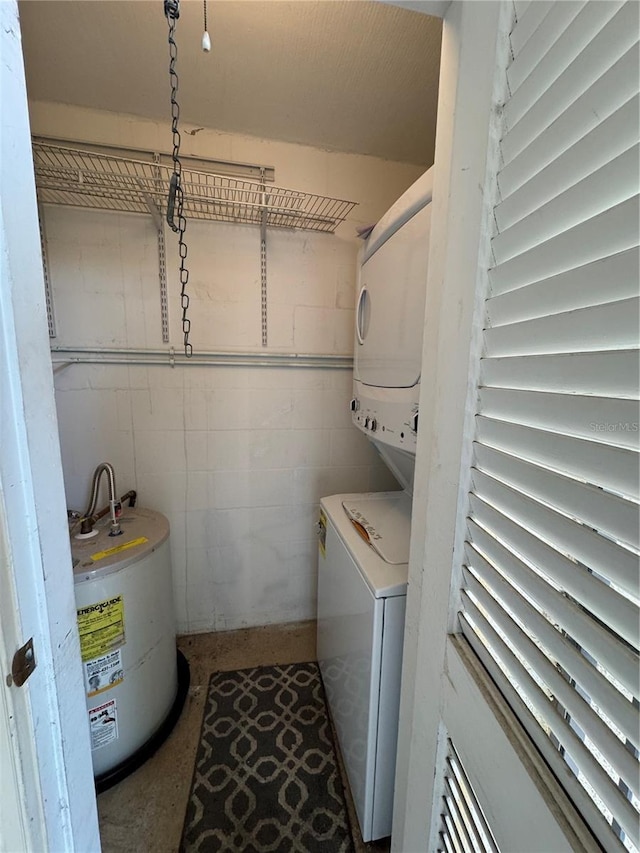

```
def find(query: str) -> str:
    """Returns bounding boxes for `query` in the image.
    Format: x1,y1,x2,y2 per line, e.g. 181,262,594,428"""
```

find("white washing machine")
317,167,434,841
317,491,411,842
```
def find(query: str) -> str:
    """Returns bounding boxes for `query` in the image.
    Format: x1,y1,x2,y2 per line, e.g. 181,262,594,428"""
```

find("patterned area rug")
180,662,354,853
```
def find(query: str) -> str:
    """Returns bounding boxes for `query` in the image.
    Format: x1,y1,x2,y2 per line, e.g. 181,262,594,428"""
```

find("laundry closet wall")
33,102,424,633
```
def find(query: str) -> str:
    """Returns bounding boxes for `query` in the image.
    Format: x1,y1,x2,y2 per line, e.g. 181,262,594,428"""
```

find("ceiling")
18,1,442,166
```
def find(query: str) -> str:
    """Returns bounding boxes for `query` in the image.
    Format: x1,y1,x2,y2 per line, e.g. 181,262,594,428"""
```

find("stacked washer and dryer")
317,168,433,842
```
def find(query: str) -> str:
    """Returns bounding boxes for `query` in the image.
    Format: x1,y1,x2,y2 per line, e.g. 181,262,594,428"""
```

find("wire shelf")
32,141,357,233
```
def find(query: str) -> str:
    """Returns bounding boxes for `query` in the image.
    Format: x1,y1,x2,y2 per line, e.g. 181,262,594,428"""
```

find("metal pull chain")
164,0,192,357
202,0,211,51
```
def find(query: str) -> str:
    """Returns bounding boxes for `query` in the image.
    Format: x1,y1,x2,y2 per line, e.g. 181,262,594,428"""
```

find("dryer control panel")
351,383,419,453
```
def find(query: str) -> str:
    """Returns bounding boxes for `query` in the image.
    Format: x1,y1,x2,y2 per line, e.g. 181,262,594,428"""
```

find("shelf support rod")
38,205,56,339
157,227,170,344
260,169,268,347
150,155,170,344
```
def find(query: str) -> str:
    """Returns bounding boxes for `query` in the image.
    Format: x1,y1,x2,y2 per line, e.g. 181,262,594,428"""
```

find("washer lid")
321,491,411,598
71,507,169,583
341,491,412,565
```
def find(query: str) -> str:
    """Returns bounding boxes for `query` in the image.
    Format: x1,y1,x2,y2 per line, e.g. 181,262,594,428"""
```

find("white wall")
33,103,424,634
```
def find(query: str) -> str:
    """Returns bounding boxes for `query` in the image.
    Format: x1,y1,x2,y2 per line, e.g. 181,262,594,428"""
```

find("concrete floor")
97,622,390,853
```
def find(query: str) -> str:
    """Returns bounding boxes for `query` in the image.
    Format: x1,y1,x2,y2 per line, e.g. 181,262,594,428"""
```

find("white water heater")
72,506,181,785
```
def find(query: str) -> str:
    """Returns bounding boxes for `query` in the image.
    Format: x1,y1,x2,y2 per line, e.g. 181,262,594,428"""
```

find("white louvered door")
392,2,640,852
450,2,639,851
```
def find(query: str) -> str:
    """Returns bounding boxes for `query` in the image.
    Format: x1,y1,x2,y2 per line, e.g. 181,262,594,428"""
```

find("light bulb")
202,30,211,52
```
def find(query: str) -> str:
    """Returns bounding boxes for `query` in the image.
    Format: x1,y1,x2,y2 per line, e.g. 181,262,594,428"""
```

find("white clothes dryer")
352,166,433,467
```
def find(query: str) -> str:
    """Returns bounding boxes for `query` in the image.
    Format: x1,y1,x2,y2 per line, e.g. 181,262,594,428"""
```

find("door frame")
1,4,100,850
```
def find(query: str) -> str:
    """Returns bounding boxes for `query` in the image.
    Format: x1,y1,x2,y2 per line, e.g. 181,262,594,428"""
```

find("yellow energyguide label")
77,595,125,662
90,536,148,562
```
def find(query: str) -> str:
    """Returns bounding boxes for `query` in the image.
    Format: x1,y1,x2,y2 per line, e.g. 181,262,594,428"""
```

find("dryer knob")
410,411,419,433
350,398,360,412
370,419,377,432
364,417,370,429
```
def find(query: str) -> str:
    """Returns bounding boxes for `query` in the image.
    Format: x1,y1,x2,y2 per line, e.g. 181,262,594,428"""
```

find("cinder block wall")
34,102,424,633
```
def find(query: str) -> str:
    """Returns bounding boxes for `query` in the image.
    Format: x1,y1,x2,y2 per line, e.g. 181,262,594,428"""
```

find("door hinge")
6,638,36,687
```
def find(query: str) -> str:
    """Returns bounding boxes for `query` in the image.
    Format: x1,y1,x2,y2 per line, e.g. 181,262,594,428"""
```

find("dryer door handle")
356,285,368,345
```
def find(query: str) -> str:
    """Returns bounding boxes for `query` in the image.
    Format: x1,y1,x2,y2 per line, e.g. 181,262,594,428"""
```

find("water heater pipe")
81,464,133,537
79,489,137,537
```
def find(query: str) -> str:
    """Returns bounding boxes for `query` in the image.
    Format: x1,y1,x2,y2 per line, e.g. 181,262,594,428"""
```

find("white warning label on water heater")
84,649,124,697
88,698,118,750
